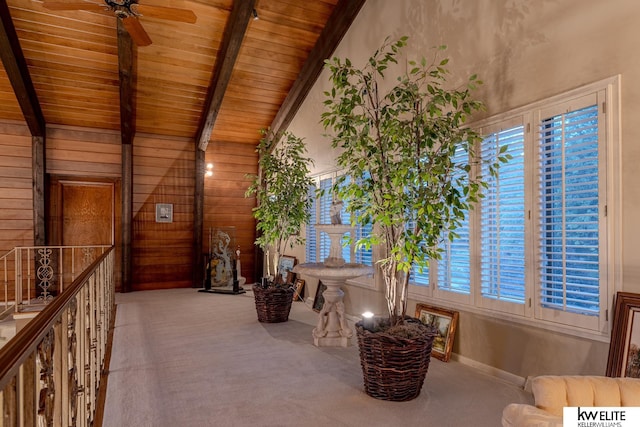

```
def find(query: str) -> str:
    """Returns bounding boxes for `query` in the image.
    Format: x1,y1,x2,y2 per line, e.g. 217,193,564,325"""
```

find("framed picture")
155,203,173,223
415,303,459,362
312,281,327,312
292,279,305,302
277,256,296,284
607,292,640,377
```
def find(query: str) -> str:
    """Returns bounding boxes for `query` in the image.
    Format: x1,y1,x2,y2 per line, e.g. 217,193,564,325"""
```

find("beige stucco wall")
286,0,640,379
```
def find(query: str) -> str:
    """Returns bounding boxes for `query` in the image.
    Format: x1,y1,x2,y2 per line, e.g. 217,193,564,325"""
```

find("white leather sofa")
502,375,640,426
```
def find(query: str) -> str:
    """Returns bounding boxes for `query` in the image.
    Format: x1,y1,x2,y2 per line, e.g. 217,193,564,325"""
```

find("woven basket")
355,318,437,401
252,284,294,323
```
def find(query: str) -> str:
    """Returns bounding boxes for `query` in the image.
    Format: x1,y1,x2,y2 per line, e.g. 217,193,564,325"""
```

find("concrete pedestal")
294,261,372,348
312,278,351,347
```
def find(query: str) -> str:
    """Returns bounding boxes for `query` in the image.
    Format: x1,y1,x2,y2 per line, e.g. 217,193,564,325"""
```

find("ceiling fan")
42,0,197,46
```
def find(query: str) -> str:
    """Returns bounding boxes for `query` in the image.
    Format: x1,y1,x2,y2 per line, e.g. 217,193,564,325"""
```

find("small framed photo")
292,279,305,302
415,303,459,362
155,203,173,223
312,281,327,312
277,255,296,284
607,292,640,377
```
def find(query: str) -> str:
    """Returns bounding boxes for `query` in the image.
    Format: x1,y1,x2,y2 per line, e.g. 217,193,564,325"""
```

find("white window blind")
352,173,373,266
306,173,372,265
411,264,430,286
318,177,332,262
437,227,471,294
355,221,372,265
305,183,317,263
437,146,471,295
338,177,352,263
480,125,526,304
538,103,601,317
410,215,429,286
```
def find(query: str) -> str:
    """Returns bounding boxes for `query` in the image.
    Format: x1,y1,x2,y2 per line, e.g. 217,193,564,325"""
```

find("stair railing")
0,245,111,319
0,247,114,427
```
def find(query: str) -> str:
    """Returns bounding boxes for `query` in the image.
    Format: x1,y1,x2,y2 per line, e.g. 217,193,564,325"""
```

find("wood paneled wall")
45,125,123,290
132,135,195,290
0,122,33,256
204,140,258,284
46,126,121,177
0,123,259,291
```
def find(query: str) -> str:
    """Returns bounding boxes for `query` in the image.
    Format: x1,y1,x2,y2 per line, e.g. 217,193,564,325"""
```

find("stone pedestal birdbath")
293,224,372,347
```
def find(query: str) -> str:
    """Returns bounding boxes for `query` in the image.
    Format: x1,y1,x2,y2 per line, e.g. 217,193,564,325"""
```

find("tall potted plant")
322,37,508,400
245,129,315,322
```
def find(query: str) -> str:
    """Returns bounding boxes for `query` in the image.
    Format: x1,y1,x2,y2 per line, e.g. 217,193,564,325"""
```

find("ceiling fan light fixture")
42,0,197,47
105,0,138,19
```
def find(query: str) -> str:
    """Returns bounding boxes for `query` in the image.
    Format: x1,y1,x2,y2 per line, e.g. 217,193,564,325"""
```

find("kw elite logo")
577,407,626,421
564,406,640,427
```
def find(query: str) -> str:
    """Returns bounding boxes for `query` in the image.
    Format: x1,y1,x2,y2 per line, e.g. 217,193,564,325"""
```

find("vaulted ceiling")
0,0,365,150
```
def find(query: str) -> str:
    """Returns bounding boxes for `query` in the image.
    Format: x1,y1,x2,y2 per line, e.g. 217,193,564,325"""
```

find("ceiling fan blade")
42,2,105,11
122,17,152,46
135,4,197,24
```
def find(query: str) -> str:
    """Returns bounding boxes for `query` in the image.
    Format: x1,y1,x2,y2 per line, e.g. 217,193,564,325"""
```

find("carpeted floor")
102,288,532,427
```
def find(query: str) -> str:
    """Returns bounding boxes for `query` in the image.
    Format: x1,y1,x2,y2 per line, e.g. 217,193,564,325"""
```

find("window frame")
475,116,531,318
408,76,621,340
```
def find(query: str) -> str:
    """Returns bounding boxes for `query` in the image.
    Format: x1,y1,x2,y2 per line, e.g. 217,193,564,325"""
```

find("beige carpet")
102,288,532,427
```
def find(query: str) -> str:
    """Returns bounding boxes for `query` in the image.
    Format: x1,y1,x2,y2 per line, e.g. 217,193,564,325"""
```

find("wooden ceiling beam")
196,0,256,151
0,0,45,137
269,0,366,138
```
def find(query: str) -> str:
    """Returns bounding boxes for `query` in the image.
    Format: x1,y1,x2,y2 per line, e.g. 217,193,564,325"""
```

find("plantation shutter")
311,174,368,265
338,177,351,263
410,263,429,286
409,215,430,286
305,183,318,263
437,146,471,295
355,222,373,266
480,125,526,304
318,178,333,262
537,97,602,324
353,172,372,266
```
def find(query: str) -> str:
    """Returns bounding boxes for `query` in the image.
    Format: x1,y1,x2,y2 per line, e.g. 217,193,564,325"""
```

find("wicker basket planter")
355,317,437,401
252,284,294,323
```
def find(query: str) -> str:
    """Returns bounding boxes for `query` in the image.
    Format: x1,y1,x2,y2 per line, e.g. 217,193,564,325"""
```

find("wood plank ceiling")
0,0,365,148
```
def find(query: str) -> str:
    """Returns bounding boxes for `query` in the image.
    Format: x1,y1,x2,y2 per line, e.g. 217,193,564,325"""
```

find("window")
355,221,373,265
306,172,373,266
318,177,334,262
480,122,527,312
535,97,605,331
436,146,472,297
305,183,318,263
409,217,429,286
409,77,620,335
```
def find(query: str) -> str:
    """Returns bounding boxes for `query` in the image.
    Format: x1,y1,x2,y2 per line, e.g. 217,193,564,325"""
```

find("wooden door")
60,183,113,246
47,179,117,291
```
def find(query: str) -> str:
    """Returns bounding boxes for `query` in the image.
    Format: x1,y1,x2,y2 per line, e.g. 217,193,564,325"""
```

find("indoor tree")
245,129,315,283
322,36,508,328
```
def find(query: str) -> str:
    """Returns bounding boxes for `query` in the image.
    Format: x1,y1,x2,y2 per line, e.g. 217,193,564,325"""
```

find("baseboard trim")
451,353,527,388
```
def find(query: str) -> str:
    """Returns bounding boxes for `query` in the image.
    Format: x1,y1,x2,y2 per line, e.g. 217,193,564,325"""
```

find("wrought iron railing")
0,247,114,427
0,246,111,318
